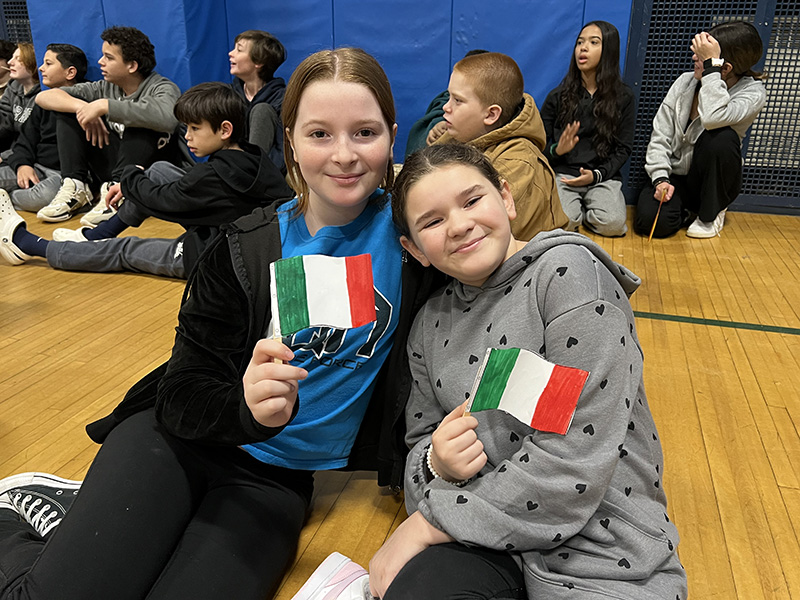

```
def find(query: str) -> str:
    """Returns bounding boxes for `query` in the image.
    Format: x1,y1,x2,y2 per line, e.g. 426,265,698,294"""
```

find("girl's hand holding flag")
430,401,487,483
243,339,308,428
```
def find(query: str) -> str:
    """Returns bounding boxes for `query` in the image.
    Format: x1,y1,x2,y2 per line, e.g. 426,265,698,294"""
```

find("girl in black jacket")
0,48,442,600
541,21,635,237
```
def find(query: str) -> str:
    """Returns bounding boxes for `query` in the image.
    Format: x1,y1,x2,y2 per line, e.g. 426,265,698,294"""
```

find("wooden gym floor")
1,208,799,599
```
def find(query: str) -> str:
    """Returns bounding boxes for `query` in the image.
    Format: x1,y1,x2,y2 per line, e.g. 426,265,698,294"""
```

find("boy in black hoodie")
0,81,292,278
0,43,87,213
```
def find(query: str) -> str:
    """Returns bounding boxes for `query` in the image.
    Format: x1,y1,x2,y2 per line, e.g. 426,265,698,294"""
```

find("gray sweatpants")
0,163,62,212
46,236,186,278
555,176,627,237
44,161,187,279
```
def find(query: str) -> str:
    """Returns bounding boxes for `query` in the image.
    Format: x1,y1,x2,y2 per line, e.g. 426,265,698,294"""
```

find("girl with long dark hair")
541,21,635,237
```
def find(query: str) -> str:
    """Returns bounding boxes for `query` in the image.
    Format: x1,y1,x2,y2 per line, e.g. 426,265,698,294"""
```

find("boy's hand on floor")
430,402,486,482
243,339,307,428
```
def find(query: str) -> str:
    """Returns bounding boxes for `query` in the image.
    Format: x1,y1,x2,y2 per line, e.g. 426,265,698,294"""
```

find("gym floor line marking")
633,311,800,336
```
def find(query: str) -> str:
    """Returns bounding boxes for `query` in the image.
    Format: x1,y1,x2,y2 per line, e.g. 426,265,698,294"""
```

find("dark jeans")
634,126,742,238
384,542,526,600
0,410,313,600
56,112,181,184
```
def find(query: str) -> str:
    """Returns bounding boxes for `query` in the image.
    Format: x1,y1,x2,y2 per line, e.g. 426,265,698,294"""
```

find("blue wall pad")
27,0,634,164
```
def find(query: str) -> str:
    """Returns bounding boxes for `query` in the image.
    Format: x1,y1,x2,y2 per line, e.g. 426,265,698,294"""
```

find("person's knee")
634,208,681,237
695,127,740,160
586,209,627,237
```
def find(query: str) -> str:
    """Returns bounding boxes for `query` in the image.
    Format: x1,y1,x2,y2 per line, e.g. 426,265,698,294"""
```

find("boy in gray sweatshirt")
34,26,184,225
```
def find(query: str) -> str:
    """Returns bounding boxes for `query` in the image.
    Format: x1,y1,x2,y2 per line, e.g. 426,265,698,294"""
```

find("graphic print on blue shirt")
243,195,403,470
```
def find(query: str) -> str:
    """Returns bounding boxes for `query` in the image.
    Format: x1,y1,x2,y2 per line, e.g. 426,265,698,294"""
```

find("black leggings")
384,542,526,600
634,126,742,238
56,113,181,184
0,410,313,600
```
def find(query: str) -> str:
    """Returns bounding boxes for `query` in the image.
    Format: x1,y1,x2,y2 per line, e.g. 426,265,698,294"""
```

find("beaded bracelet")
426,445,469,487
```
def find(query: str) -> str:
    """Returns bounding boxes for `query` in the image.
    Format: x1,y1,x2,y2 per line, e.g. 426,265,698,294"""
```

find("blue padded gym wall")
25,0,632,157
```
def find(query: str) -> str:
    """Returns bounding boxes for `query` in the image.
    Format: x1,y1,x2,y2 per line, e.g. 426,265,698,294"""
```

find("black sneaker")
0,472,82,537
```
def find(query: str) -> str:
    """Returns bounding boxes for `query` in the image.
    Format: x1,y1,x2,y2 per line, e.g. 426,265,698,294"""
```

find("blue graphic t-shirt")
243,195,403,470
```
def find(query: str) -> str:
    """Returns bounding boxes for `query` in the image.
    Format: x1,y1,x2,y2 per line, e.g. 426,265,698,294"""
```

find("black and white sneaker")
0,472,82,537
37,178,92,222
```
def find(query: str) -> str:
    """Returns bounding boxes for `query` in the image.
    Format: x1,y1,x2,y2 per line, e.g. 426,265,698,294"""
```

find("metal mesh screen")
625,0,798,210
741,1,800,201
0,0,31,42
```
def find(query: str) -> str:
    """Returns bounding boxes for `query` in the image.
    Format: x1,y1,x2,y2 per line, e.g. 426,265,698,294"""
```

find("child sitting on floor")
0,43,87,213
295,143,687,600
431,51,568,240
229,29,287,171
541,21,635,236
34,26,186,225
0,81,291,279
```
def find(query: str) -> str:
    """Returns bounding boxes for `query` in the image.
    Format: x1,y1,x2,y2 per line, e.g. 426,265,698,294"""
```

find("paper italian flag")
466,348,589,434
269,254,376,337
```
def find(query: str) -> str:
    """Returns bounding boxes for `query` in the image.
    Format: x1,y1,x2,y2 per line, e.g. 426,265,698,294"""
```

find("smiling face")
229,38,260,80
8,48,32,82
575,24,603,74
98,41,134,85
442,69,493,143
288,79,395,231
400,164,520,287
39,50,72,88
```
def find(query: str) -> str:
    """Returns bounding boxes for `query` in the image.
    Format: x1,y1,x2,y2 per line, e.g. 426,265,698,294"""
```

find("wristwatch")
703,57,724,69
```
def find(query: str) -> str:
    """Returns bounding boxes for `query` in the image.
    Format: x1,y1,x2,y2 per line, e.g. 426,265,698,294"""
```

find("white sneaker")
52,226,92,242
291,552,373,600
686,209,726,238
37,178,91,222
0,189,32,265
80,181,119,227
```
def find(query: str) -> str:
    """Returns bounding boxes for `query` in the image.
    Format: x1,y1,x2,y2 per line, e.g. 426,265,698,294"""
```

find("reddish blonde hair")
453,52,524,127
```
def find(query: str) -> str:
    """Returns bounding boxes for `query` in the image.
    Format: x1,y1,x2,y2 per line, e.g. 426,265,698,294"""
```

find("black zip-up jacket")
541,84,635,181
87,203,447,489
5,105,60,172
119,142,292,271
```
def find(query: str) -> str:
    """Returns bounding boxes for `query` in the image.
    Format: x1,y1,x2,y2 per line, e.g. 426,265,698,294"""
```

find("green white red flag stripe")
466,348,589,435
269,254,376,336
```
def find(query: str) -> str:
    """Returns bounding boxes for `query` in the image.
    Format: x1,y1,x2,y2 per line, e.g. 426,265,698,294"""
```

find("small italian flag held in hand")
270,254,376,337
466,348,589,435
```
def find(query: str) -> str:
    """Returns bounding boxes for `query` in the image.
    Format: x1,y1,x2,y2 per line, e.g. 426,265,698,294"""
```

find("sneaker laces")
10,493,63,537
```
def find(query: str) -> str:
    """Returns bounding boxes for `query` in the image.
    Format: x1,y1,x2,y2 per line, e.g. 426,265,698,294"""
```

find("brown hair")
15,43,36,77
710,21,766,80
234,30,286,81
282,47,396,213
392,142,502,237
453,52,524,127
